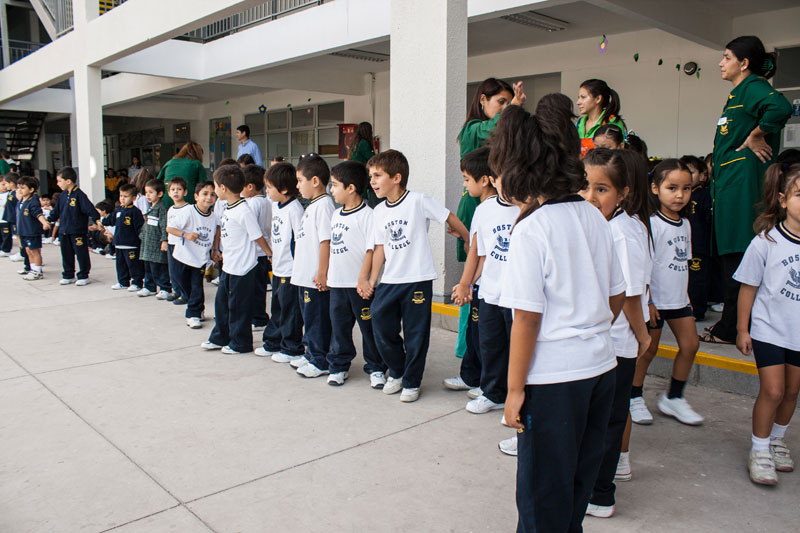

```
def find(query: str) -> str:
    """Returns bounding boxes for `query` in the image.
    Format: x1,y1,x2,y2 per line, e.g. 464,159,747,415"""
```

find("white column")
36,122,48,191
73,65,105,201
390,0,467,297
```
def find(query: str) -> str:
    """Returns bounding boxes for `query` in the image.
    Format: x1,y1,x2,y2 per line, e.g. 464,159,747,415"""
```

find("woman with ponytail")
576,79,626,157
703,36,792,345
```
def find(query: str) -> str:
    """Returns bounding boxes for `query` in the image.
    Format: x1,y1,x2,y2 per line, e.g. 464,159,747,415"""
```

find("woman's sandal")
698,332,734,344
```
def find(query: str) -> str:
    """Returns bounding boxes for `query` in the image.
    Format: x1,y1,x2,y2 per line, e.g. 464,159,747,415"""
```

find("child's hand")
736,331,753,356
648,304,659,328
185,232,199,242
313,273,328,292
88,224,99,231
504,388,526,431
357,278,373,300
160,241,168,252
451,282,472,307
636,333,651,357
211,251,222,263
41,221,51,231
446,222,461,238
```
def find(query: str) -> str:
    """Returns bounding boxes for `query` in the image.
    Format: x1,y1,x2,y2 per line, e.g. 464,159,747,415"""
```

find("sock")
631,385,644,398
752,434,770,452
770,423,789,441
619,451,630,460
32,265,42,273
667,377,686,399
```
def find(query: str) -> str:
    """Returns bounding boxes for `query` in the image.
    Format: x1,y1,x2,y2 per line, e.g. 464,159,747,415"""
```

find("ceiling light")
157,93,201,101
329,49,389,63
501,11,569,32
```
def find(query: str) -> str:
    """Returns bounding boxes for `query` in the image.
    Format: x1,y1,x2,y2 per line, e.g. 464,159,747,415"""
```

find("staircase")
0,111,46,161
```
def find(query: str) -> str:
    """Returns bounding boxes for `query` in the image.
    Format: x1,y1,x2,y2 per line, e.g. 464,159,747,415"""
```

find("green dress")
711,74,791,255
156,158,207,208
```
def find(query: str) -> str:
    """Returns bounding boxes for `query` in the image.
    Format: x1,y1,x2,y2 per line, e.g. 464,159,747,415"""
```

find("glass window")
291,130,315,158
268,132,289,160
245,113,265,135
268,110,288,131
292,107,314,128
318,127,338,156
318,102,344,126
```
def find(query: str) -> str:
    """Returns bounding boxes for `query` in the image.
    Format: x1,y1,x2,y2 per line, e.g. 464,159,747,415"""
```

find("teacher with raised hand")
702,35,792,345
157,141,207,208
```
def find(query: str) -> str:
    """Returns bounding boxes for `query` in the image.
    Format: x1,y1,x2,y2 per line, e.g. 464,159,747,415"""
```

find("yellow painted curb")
432,302,460,317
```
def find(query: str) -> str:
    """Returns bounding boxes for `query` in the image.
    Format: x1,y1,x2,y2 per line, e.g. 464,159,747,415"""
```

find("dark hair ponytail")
580,79,624,124
617,149,654,249
755,162,800,241
593,124,625,146
726,36,776,79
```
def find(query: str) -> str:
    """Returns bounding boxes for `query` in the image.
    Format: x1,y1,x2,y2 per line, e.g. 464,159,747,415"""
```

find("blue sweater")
103,205,143,247
48,186,100,234
17,195,44,237
2,191,17,224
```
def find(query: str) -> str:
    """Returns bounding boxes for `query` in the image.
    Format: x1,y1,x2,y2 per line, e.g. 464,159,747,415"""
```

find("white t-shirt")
245,195,272,257
474,196,519,306
734,223,800,351
219,199,263,276
328,202,374,288
609,210,652,358
270,198,304,277
134,194,149,215
0,191,9,220
292,194,335,288
373,190,450,284
499,197,625,385
170,205,220,269
649,211,691,310
166,203,190,245
214,199,228,252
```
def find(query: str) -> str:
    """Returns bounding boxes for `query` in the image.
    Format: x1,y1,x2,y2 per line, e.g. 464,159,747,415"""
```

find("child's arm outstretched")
736,284,758,356
445,212,469,242
452,233,481,306
357,249,375,299
505,310,542,430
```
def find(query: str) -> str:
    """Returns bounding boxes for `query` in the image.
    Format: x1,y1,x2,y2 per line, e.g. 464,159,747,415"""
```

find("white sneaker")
370,371,387,389
9,253,23,262
127,284,141,292
710,303,724,313
137,288,156,297
400,387,420,402
0,250,8,257
297,363,329,378
59,278,75,285
91,247,103,255
252,324,266,331
467,387,483,400
106,254,115,260
200,341,222,350
52,239,60,246
498,435,518,456
383,377,403,395
585,503,615,518
289,355,309,368
328,372,348,386
615,452,632,481
443,376,471,391
75,279,90,286
186,317,202,329
254,347,273,358
466,395,504,414
111,283,127,290
22,271,43,281
749,449,778,485
221,345,242,355
17,268,29,275
770,439,794,472
211,277,220,286
629,396,653,425
156,290,170,300
657,394,704,425
42,237,53,244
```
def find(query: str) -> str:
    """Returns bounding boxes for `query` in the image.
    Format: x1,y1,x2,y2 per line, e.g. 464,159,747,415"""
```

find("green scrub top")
156,158,207,208
577,110,626,157
711,74,791,255
350,139,374,164
0,159,9,175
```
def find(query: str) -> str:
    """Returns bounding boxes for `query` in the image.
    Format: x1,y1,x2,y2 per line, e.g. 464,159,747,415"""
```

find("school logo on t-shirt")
272,216,284,244
23,209,29,216
386,219,411,250
787,268,800,290
124,216,131,226
70,197,77,207
331,231,344,246
673,246,688,262
667,234,689,271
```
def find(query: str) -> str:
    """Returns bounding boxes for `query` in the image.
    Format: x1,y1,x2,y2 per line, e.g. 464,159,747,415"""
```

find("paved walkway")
1,245,797,532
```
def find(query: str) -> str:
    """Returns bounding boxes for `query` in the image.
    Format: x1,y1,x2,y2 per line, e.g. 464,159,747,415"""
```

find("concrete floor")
1,245,797,533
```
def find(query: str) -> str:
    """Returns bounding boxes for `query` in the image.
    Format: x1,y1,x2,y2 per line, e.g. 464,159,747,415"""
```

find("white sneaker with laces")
710,303,724,313
75,279,90,286
370,372,387,389
289,355,309,368
467,387,483,400
211,277,219,286
383,377,403,395
498,435,518,456
59,278,75,285
9,253,23,262
22,271,43,281
400,387,420,402
585,503,615,518
42,237,53,244
254,347,273,358
443,376,471,391
748,449,778,485
615,452,632,481
657,394,704,425
770,439,794,472
137,288,156,297
200,341,222,350
466,395,504,414
128,284,141,292
156,290,170,300
629,396,653,425
111,283,127,290
328,372,348,386
186,317,202,329
221,345,242,355
297,363,329,378
0,250,8,257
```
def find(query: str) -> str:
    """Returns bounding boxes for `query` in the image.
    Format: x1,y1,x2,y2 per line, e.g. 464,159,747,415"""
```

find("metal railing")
7,40,45,64
43,0,127,36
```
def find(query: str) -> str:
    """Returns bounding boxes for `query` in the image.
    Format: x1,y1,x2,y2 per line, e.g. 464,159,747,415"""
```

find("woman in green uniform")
576,79,626,158
156,141,207,208
348,122,378,206
703,36,792,344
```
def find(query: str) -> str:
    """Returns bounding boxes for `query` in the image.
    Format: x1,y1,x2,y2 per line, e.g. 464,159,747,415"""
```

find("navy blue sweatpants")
144,261,171,292
459,285,482,388
478,300,513,404
327,287,385,374
262,276,304,356
115,248,144,287
298,285,332,370
60,233,92,280
172,259,205,318
251,255,271,327
167,244,186,300
1,224,13,253
208,269,255,353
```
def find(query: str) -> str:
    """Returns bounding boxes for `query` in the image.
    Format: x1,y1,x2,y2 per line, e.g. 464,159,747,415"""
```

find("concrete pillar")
37,122,48,192
73,65,104,201
389,0,467,298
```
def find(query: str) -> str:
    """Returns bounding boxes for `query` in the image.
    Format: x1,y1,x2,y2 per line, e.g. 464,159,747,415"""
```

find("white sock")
752,434,771,452
619,451,630,460
32,265,42,273
770,423,788,441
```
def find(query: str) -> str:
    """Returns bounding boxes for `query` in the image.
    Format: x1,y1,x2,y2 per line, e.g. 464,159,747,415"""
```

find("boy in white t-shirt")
165,177,189,303
242,164,273,331
364,150,469,402
255,163,305,361
291,154,336,379
324,161,387,387
167,180,220,329
201,165,272,355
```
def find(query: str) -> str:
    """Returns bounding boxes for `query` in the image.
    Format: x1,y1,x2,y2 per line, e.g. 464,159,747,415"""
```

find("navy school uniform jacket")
2,191,18,225
17,194,44,237
102,205,144,247
689,184,712,257
48,186,100,234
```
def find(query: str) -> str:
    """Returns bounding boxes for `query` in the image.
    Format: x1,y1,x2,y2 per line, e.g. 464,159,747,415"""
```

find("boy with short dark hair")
202,165,272,355
137,179,171,299
363,149,469,402
166,177,189,303
100,183,145,291
241,164,272,331
16,176,51,280
47,167,101,286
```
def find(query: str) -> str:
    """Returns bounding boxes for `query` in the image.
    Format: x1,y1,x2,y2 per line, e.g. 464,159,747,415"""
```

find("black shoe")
166,293,176,302
172,297,187,305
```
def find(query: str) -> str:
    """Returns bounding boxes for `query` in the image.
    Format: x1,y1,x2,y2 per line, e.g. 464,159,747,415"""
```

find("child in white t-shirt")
168,180,220,329
201,165,271,355
255,162,305,362
734,162,800,486
324,161,387,388
241,164,273,331
364,149,468,402
165,177,189,303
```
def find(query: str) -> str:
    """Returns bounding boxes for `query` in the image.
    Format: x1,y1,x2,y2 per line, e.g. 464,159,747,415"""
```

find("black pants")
590,357,636,507
167,244,186,300
459,286,482,388
371,280,433,389
709,252,744,342
209,269,255,353
251,255,271,327
60,233,92,281
478,301,513,404
144,261,171,292
299,286,332,370
0,224,12,253
262,275,304,356
172,259,205,318
516,369,615,533
688,254,709,320
327,287,385,374
116,248,144,287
